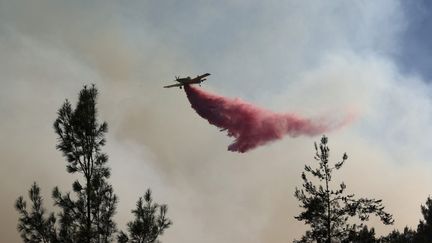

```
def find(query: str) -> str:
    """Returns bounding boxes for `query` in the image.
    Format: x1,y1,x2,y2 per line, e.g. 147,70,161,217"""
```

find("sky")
1,1,432,242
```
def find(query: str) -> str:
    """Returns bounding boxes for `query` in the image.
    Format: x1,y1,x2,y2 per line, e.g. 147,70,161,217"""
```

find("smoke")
184,85,353,152
2,1,431,242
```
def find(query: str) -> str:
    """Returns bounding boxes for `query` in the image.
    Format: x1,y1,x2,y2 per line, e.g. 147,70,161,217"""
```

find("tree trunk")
325,166,331,243
87,176,91,243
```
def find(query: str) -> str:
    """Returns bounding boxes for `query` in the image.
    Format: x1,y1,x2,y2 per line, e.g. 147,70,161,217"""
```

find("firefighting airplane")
163,73,211,89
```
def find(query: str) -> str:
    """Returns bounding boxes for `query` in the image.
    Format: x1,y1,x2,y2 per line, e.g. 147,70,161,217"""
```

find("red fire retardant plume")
184,85,352,153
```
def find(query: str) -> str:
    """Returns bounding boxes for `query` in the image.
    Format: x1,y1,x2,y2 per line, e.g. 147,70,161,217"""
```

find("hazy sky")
1,1,432,242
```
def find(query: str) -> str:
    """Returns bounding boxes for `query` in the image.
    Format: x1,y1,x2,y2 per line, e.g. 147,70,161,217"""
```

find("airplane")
163,73,211,89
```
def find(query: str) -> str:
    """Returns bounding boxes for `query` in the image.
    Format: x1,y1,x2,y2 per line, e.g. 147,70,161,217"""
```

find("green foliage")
15,85,171,243
414,196,432,242
344,225,376,243
118,189,172,243
294,135,393,243
380,197,432,242
380,227,415,243
51,84,117,242
15,183,58,243
53,85,109,179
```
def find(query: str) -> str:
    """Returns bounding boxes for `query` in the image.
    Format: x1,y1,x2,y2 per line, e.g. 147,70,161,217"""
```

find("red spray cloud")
184,85,353,153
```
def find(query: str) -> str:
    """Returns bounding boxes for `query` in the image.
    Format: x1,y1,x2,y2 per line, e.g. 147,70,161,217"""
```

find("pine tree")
15,183,58,243
380,226,415,243
294,135,393,243
15,85,171,242
344,225,376,243
414,196,432,242
52,84,117,242
117,189,171,243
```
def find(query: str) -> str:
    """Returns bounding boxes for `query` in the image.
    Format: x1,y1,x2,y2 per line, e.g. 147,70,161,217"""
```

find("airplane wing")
198,73,211,79
189,73,211,83
163,83,183,88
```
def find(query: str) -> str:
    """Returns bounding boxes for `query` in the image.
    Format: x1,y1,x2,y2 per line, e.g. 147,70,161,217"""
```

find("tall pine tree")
52,85,117,242
15,85,171,243
294,135,393,243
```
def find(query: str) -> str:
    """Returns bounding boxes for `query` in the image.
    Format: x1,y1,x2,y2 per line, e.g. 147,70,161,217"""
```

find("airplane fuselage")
164,73,210,88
